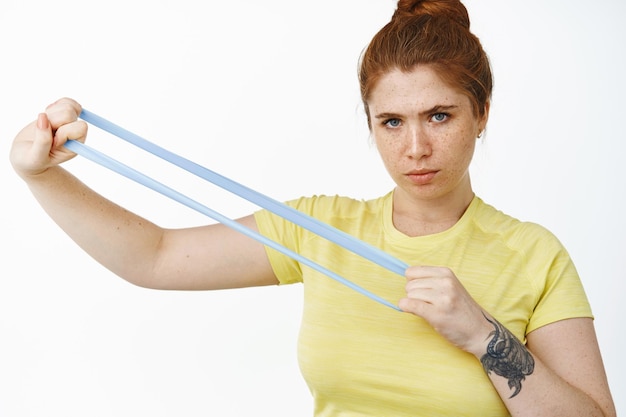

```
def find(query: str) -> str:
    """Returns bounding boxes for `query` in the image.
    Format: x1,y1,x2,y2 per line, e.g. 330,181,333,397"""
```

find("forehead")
368,66,471,112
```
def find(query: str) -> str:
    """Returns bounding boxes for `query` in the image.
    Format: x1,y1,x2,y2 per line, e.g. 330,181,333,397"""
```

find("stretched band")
79,109,408,276
63,109,408,311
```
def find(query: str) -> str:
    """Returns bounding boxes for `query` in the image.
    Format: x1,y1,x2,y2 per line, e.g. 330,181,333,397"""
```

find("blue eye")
431,113,448,122
384,118,401,128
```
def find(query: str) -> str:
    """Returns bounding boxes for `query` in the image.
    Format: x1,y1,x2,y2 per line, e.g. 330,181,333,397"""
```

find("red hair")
359,0,492,127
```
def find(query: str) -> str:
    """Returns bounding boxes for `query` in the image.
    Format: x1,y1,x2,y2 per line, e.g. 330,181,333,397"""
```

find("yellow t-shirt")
254,192,592,416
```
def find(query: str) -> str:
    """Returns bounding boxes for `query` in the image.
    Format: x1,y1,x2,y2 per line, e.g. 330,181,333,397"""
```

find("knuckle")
46,102,79,126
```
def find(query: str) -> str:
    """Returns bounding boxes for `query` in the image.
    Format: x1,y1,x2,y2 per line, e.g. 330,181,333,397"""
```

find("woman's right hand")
10,98,87,180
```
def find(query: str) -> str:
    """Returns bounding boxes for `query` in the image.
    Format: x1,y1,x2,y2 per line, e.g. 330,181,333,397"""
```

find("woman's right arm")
10,98,279,290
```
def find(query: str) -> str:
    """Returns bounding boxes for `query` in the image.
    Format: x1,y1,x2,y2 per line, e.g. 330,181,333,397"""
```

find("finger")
405,265,450,281
45,97,82,114
398,296,432,317
404,281,437,304
53,120,88,148
45,98,82,129
31,113,54,157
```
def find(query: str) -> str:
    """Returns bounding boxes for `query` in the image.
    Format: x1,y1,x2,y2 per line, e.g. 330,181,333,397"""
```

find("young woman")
10,0,615,415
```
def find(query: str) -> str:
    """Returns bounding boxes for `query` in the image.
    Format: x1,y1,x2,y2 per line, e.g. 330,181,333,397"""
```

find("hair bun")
393,0,470,29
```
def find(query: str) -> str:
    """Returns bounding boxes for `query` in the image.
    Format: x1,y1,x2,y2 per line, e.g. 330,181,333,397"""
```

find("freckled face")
368,65,488,204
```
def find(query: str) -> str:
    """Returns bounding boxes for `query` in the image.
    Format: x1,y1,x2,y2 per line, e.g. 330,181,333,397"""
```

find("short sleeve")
253,201,305,285
524,227,593,333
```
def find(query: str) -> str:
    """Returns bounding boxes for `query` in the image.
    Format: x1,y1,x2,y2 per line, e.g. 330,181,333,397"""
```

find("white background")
1,0,624,415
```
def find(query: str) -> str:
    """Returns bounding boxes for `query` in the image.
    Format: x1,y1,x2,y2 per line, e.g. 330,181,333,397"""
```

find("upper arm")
147,214,279,290
527,318,616,416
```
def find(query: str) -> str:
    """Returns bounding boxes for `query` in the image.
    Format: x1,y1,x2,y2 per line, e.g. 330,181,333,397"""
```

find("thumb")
32,113,54,156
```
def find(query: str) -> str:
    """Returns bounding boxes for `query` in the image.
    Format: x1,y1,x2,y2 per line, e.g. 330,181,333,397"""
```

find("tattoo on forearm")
480,314,535,398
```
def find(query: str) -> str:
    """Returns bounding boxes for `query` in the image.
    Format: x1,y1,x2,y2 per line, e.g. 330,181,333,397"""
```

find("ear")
479,100,491,132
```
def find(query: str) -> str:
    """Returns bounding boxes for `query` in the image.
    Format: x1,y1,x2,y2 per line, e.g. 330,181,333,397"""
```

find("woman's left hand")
399,265,493,357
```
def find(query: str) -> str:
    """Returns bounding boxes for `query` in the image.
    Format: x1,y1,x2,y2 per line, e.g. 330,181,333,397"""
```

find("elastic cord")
63,139,400,311
64,109,409,311
79,109,409,276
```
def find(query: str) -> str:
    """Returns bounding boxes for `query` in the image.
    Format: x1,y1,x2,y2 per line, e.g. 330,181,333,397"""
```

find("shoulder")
471,197,566,255
471,198,591,331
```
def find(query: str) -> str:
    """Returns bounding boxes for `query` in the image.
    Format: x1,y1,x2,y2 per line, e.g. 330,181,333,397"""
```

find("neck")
391,184,475,237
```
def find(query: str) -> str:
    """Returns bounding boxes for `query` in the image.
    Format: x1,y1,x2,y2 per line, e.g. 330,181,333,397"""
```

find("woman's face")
368,65,488,206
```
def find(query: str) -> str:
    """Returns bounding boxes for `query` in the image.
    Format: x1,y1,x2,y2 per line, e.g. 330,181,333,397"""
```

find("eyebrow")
374,105,459,120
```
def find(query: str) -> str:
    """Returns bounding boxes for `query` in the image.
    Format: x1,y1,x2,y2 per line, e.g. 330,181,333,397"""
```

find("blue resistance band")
64,109,409,311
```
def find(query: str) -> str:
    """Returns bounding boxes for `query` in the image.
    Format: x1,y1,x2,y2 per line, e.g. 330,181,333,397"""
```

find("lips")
406,169,438,185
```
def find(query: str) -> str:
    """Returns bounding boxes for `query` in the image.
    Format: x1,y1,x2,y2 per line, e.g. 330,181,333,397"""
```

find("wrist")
476,313,535,398
465,312,495,358
17,166,56,184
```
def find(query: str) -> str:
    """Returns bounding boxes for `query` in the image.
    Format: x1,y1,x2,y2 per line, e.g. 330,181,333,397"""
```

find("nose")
406,125,432,159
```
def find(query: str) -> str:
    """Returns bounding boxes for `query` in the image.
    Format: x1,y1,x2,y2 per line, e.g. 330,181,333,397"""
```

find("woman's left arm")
400,266,616,416
493,317,616,417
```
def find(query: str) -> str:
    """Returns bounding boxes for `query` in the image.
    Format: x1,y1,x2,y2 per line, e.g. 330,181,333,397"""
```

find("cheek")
374,136,402,171
438,132,476,168
380,138,404,153
455,139,477,170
